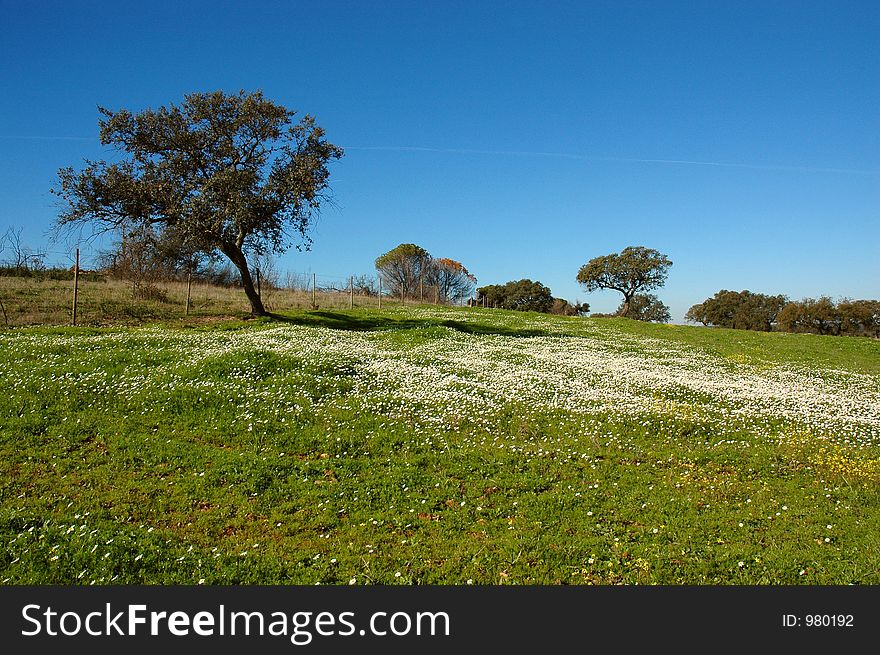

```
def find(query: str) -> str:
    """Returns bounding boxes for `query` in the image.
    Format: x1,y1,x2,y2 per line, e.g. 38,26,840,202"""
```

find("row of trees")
684,290,786,332
686,291,880,337
44,89,874,334
48,89,677,320
468,246,673,321
374,243,476,304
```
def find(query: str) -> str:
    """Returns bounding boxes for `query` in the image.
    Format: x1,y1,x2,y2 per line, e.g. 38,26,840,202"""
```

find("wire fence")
0,256,468,327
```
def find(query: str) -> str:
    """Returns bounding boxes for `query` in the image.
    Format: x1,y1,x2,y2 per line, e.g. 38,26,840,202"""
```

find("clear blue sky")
1,0,877,320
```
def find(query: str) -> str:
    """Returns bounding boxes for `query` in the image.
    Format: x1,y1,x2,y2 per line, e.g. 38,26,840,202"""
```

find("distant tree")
776,300,808,334
550,298,590,316
430,257,476,304
684,301,709,326
349,274,378,297
576,246,672,317
99,224,165,295
777,297,842,335
735,291,787,331
838,299,880,338
477,279,554,312
249,251,280,290
100,222,215,284
617,293,671,323
477,284,505,307
685,290,786,331
1,227,46,274
375,243,432,300
52,89,343,315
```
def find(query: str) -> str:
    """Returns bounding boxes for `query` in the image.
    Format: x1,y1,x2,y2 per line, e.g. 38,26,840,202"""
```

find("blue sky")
1,0,877,320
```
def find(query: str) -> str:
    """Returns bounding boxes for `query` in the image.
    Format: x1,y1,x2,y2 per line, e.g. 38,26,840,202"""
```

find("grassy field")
0,275,387,326
1,305,879,584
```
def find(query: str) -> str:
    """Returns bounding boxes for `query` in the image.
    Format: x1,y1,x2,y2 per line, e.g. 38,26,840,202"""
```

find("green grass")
614,317,880,375
1,305,879,585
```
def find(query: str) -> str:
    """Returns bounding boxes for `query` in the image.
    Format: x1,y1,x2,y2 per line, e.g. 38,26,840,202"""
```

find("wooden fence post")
378,277,382,309
349,276,354,310
185,265,192,316
72,248,79,326
312,272,317,309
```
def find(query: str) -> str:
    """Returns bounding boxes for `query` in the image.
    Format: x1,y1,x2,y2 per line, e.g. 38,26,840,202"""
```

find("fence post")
185,264,193,316
72,248,79,326
255,267,261,298
378,277,382,310
312,272,317,309
349,276,354,310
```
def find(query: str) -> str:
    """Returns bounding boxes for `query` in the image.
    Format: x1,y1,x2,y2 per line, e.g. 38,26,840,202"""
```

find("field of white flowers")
6,308,876,445
2,307,879,584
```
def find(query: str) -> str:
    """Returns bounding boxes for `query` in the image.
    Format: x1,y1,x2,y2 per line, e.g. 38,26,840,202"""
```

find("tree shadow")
266,311,549,338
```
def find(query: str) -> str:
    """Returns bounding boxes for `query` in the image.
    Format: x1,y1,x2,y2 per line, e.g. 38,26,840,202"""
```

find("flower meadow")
1,307,879,584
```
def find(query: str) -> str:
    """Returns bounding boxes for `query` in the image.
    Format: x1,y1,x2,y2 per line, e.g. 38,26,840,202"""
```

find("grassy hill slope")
1,306,878,584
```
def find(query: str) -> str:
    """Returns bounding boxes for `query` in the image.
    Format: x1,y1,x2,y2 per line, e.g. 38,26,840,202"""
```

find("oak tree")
576,246,672,317
53,90,343,315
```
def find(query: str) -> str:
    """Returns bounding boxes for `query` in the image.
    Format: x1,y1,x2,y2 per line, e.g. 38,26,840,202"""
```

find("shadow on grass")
266,310,549,338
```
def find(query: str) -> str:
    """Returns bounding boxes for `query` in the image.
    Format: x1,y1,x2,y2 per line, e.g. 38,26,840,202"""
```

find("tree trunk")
221,245,266,316
620,294,633,318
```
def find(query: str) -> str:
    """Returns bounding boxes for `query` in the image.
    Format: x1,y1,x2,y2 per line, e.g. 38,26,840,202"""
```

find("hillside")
1,306,878,584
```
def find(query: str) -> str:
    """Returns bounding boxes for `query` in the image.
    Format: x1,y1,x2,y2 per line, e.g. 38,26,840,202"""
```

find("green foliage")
777,297,842,336
576,246,672,317
838,299,880,338
477,279,554,312
689,292,879,338
0,267,105,282
52,90,343,316
617,293,670,323
686,290,787,331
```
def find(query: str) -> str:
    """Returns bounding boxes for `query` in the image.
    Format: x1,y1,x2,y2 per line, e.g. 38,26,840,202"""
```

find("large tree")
431,257,477,304
576,246,672,317
52,89,343,315
375,243,432,301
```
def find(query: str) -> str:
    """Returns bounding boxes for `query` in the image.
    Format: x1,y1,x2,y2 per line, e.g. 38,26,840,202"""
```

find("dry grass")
0,276,395,326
